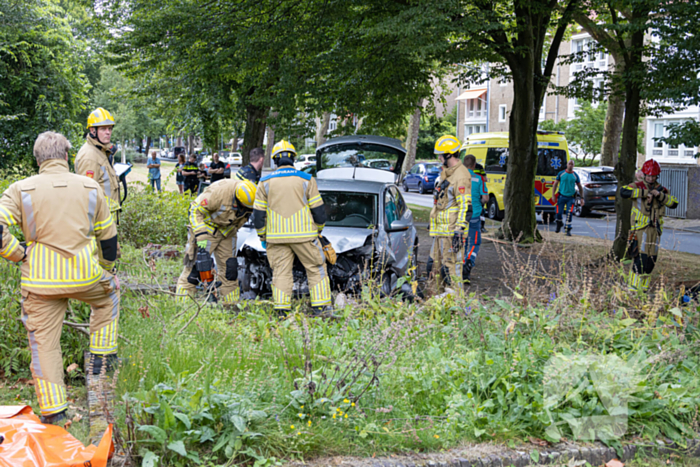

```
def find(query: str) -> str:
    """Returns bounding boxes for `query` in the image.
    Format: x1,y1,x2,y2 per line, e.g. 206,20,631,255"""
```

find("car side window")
385,189,399,226
410,165,419,174
391,186,406,217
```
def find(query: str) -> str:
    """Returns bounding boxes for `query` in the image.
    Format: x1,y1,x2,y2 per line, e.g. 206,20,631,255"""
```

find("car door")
385,187,413,274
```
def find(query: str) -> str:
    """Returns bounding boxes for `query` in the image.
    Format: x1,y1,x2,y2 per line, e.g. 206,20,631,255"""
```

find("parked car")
573,166,617,217
294,154,317,171
403,162,441,194
228,152,242,165
365,159,393,170
236,179,417,299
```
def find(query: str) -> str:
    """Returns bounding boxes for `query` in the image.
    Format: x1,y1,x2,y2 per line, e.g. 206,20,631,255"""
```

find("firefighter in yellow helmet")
175,179,257,304
429,135,471,289
75,108,121,215
0,132,119,426
252,140,331,315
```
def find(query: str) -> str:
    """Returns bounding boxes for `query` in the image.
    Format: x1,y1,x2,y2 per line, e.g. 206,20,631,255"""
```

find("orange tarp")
0,406,112,467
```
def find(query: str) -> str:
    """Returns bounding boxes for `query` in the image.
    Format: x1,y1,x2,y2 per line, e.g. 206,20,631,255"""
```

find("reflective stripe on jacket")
75,136,121,213
252,167,325,244
429,161,471,237
0,159,117,295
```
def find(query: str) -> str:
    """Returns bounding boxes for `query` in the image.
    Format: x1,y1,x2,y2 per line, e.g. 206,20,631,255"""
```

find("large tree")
563,0,700,259
0,0,91,168
446,0,583,242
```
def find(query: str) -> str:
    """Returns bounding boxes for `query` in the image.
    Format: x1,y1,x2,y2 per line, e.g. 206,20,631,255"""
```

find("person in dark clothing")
209,152,226,183
182,153,200,194
235,147,264,183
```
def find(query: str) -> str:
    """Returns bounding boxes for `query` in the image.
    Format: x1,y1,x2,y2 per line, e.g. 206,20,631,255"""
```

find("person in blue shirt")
552,160,585,236
463,154,489,285
146,149,162,192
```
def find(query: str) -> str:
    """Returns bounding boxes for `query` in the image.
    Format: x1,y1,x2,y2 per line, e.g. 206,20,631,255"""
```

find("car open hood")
236,225,373,254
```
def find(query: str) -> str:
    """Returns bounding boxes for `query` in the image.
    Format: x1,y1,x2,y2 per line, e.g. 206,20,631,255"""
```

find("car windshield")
590,172,616,182
320,191,377,229
319,143,403,172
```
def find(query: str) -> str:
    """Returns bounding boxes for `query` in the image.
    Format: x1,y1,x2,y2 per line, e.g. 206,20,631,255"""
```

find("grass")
408,203,431,223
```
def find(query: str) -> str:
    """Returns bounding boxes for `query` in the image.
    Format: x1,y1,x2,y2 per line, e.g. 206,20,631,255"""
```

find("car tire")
403,181,410,192
418,182,426,195
487,197,502,221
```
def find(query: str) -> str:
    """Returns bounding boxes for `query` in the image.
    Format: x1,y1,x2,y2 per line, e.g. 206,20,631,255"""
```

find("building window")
653,123,664,148
498,105,507,122
465,124,486,136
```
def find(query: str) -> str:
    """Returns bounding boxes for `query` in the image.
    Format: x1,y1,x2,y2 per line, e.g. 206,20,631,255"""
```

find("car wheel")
418,182,426,195
573,197,583,217
403,181,410,192
487,197,502,221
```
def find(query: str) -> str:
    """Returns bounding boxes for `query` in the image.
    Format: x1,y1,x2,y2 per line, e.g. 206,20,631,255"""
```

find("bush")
119,184,190,247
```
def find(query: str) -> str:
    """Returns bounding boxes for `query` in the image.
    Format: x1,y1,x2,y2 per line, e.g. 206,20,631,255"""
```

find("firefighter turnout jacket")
0,158,119,416
252,167,326,243
620,180,678,233
75,136,121,214
429,160,471,237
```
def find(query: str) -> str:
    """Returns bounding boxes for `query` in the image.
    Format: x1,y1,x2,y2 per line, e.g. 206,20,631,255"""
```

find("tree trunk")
146,136,152,156
177,132,183,148
242,103,268,167
611,30,645,260
187,134,194,154
121,139,126,164
600,52,625,167
502,65,539,243
402,100,423,175
315,112,331,147
264,124,275,168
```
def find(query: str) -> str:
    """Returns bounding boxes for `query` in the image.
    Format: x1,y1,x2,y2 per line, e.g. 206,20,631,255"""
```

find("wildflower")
300,405,304,409
308,420,312,427
351,402,355,407
297,432,301,436
298,413,303,418
332,414,336,419
344,414,348,418
343,398,350,403
434,434,440,439
290,425,295,429
464,306,472,317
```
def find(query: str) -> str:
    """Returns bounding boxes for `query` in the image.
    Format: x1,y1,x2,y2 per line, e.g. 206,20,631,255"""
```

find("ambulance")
459,130,570,222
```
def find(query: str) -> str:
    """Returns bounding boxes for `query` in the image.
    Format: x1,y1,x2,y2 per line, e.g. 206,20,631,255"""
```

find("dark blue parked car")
402,162,441,194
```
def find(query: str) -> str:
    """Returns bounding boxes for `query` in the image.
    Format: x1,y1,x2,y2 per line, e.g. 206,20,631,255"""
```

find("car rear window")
319,143,402,173
426,165,441,174
590,172,616,182
320,191,377,229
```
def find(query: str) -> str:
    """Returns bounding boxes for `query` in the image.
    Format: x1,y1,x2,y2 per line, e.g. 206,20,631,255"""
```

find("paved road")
401,189,700,255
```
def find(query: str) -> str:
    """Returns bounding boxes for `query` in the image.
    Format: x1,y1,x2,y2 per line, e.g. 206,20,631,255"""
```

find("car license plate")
608,196,615,200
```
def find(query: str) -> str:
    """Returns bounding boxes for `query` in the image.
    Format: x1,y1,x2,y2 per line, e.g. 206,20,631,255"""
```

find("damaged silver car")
236,135,418,300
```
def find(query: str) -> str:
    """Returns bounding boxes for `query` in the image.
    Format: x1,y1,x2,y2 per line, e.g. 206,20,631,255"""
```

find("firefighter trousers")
628,225,660,291
267,239,331,311
176,229,239,303
20,273,119,416
431,236,464,289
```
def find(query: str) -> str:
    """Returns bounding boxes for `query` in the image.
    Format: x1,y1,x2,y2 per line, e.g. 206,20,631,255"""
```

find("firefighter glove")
259,238,267,250
197,240,208,250
452,231,464,252
318,235,337,265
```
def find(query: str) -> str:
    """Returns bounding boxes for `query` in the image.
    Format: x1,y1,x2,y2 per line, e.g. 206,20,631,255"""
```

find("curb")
342,440,700,467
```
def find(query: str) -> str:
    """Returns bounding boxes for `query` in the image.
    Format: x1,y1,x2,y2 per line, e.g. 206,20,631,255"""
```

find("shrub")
119,184,190,247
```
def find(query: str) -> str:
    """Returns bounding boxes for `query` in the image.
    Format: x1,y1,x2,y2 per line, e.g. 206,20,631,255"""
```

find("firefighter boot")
555,220,563,233
91,353,120,375
40,409,68,426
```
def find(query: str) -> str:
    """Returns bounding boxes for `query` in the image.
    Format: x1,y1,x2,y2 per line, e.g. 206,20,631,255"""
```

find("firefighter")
251,140,331,315
0,132,119,425
620,159,678,292
236,147,264,183
175,178,257,304
429,135,471,288
75,108,121,215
